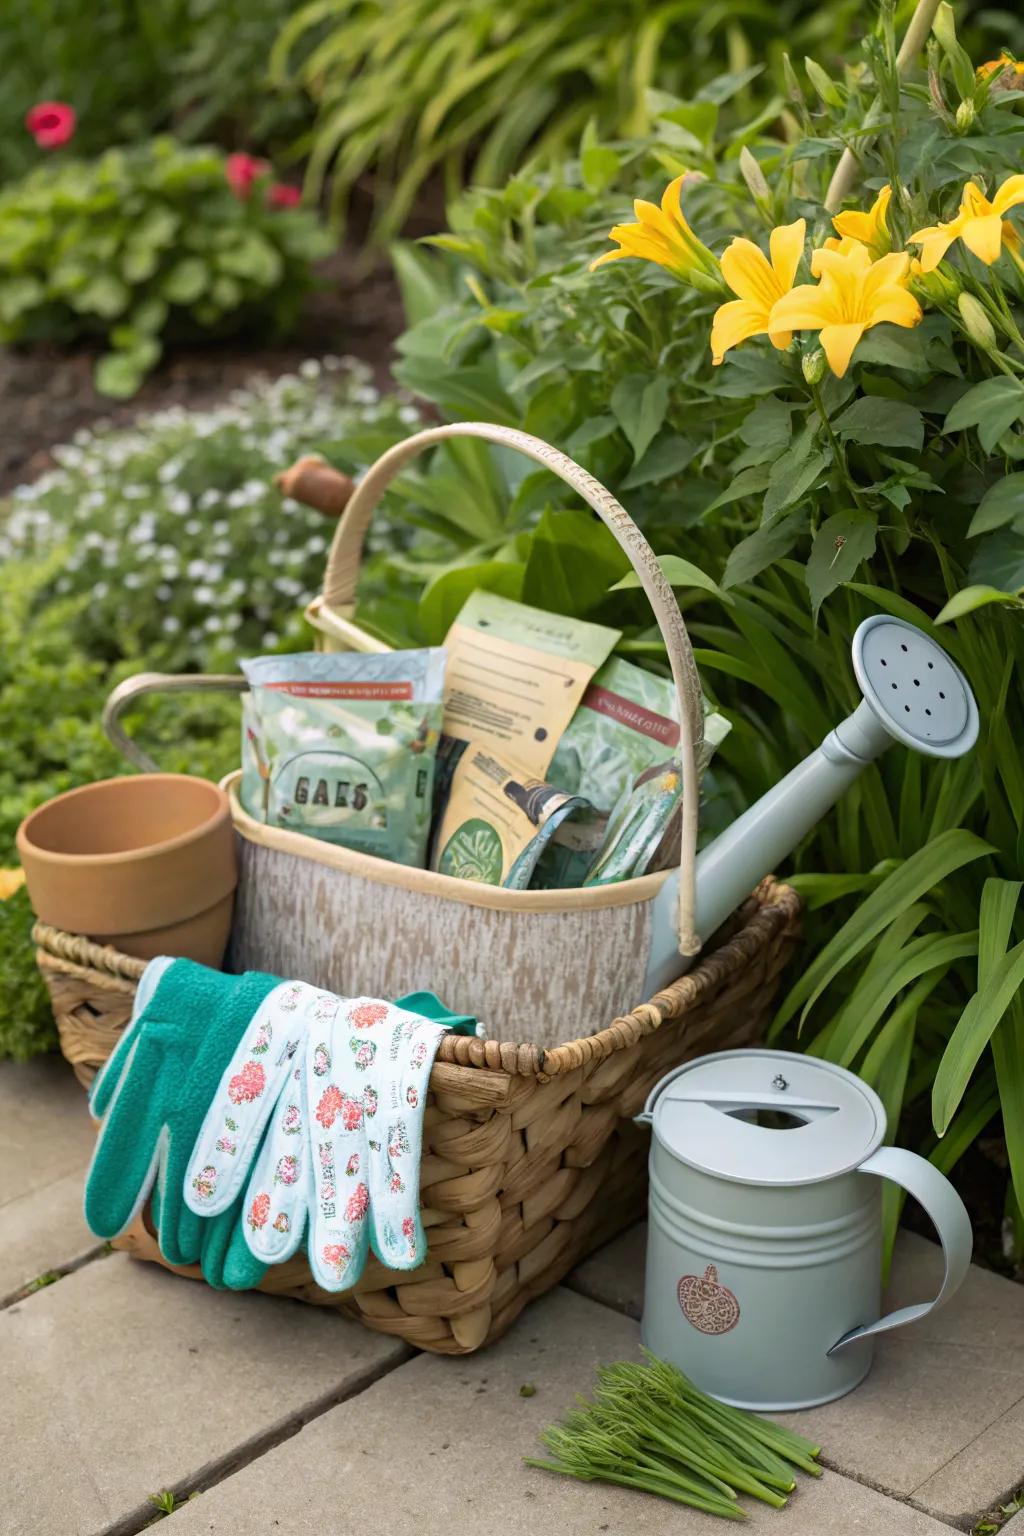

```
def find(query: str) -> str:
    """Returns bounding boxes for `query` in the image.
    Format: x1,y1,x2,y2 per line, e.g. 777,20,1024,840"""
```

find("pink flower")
402,1215,415,1239
346,1152,360,1176
268,182,302,209
345,1182,369,1222
247,1192,271,1231
349,1001,389,1030
228,1060,265,1105
322,1241,350,1273
315,1084,344,1130
341,1096,363,1132
25,102,75,149
226,152,270,200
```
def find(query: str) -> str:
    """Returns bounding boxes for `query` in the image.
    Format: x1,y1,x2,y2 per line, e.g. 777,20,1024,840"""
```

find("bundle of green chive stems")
526,1351,822,1520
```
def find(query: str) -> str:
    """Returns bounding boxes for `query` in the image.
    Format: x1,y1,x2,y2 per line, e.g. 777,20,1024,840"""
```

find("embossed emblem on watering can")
677,1264,740,1336
637,1048,974,1412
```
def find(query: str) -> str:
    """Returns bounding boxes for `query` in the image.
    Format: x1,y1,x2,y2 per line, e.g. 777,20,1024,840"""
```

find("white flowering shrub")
0,358,419,1059
2,358,419,672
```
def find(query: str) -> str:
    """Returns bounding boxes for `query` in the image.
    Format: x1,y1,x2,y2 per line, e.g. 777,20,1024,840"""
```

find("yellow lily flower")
0,868,25,900
978,51,1024,85
769,243,922,378
829,184,893,257
710,219,806,365
910,175,1024,272
590,174,720,289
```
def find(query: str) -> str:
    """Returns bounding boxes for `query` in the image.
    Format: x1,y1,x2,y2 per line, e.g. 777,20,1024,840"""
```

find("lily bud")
957,292,998,351
955,99,976,131
912,260,962,304
739,146,770,206
802,349,827,385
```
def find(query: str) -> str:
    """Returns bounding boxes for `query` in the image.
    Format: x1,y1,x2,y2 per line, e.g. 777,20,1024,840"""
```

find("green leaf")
218,233,283,286
805,512,877,618
968,526,1024,593
418,560,524,644
944,376,1024,453
822,930,976,1067
933,935,1024,1135
836,398,924,452
162,258,207,305
611,554,727,601
703,464,773,514
73,273,130,319
968,474,1024,537
94,351,148,398
935,584,1019,623
738,398,795,461
0,276,45,323
610,374,670,464
762,448,830,520
524,506,630,617
620,434,697,489
773,828,995,1030
581,144,620,193
853,326,930,373
390,241,451,328
722,510,807,589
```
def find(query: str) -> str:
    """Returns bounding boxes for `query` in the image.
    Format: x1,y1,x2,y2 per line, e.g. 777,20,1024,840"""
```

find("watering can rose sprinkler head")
643,616,980,999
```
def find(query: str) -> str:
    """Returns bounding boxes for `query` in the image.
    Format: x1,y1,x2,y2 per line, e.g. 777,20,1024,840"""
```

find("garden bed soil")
0,247,405,494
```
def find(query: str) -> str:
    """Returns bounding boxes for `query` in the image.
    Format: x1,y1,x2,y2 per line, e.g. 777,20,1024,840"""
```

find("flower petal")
960,213,1005,266
909,227,955,274
710,298,770,364
660,174,689,227
993,174,1024,216
861,249,911,300
720,238,779,308
867,289,923,329
768,219,806,291
769,282,836,335
820,322,866,377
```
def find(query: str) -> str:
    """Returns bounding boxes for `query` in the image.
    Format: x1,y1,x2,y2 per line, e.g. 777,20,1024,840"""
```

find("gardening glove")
238,1019,315,1267
183,978,314,1221
364,1002,447,1271
85,961,281,1268
88,955,174,1122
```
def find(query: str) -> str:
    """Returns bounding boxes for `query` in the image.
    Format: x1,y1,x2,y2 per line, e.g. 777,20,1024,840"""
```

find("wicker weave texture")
33,878,799,1354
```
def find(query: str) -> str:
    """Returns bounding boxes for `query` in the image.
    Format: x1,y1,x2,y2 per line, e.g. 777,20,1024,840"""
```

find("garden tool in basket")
102,424,979,1049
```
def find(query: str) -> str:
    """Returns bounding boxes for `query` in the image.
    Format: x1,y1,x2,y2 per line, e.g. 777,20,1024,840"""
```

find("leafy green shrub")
0,361,416,1059
0,0,306,184
272,0,874,240
374,11,1024,1249
0,138,332,396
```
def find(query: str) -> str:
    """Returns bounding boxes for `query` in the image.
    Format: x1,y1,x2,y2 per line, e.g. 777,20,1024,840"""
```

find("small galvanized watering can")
637,1049,973,1411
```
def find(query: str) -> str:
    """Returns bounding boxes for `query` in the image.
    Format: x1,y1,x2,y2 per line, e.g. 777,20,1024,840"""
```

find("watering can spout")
642,617,980,999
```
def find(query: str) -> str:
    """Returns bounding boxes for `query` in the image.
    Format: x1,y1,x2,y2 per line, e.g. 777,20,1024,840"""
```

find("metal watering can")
642,613,981,998
636,1048,974,1410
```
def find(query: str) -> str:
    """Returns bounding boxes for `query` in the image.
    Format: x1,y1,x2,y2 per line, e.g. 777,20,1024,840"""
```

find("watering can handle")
826,1145,973,1356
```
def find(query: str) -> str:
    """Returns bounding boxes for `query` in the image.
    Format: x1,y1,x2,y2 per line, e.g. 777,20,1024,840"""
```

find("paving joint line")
0,1239,112,1310
96,1342,418,1535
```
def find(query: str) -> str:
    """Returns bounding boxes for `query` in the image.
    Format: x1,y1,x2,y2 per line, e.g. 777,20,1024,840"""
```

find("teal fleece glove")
85,959,280,1274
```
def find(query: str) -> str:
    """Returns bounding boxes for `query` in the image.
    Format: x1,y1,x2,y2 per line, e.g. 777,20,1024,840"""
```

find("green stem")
825,0,943,210
809,381,864,506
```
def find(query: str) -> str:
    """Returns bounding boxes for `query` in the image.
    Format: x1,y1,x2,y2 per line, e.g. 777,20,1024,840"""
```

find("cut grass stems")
526,1350,822,1520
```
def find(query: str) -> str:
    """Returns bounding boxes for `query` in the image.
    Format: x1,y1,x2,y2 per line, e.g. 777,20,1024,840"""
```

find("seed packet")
240,649,446,868
431,741,589,889
583,708,732,886
441,591,621,776
536,655,729,888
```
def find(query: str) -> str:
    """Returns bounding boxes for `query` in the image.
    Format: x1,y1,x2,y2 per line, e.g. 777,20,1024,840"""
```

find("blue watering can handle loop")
826,1144,974,1355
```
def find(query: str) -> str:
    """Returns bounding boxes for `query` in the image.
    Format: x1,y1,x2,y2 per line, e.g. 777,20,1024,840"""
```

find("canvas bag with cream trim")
104,424,711,1051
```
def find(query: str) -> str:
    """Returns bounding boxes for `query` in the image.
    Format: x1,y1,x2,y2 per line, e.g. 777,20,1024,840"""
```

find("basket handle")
321,421,705,956
102,671,247,773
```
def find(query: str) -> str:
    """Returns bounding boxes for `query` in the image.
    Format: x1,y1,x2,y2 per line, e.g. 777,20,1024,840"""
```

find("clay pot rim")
16,773,230,868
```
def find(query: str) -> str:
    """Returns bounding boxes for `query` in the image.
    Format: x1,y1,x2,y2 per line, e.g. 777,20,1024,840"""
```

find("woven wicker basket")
33,878,797,1353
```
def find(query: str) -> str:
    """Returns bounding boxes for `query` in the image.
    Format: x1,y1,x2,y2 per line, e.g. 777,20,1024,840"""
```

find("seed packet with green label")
431,741,589,889
240,649,446,868
583,707,732,886
537,655,731,888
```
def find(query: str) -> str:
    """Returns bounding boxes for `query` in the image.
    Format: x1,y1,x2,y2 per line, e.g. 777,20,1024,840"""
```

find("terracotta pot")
17,774,236,966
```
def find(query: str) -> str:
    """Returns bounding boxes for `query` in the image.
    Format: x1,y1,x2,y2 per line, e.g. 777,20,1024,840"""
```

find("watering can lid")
645,1049,886,1187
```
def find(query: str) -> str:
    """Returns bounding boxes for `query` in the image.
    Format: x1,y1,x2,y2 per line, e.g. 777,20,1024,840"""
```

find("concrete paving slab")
568,1223,1024,1523
169,1288,955,1536
0,1055,95,1203
0,1167,97,1301
2,1252,407,1536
